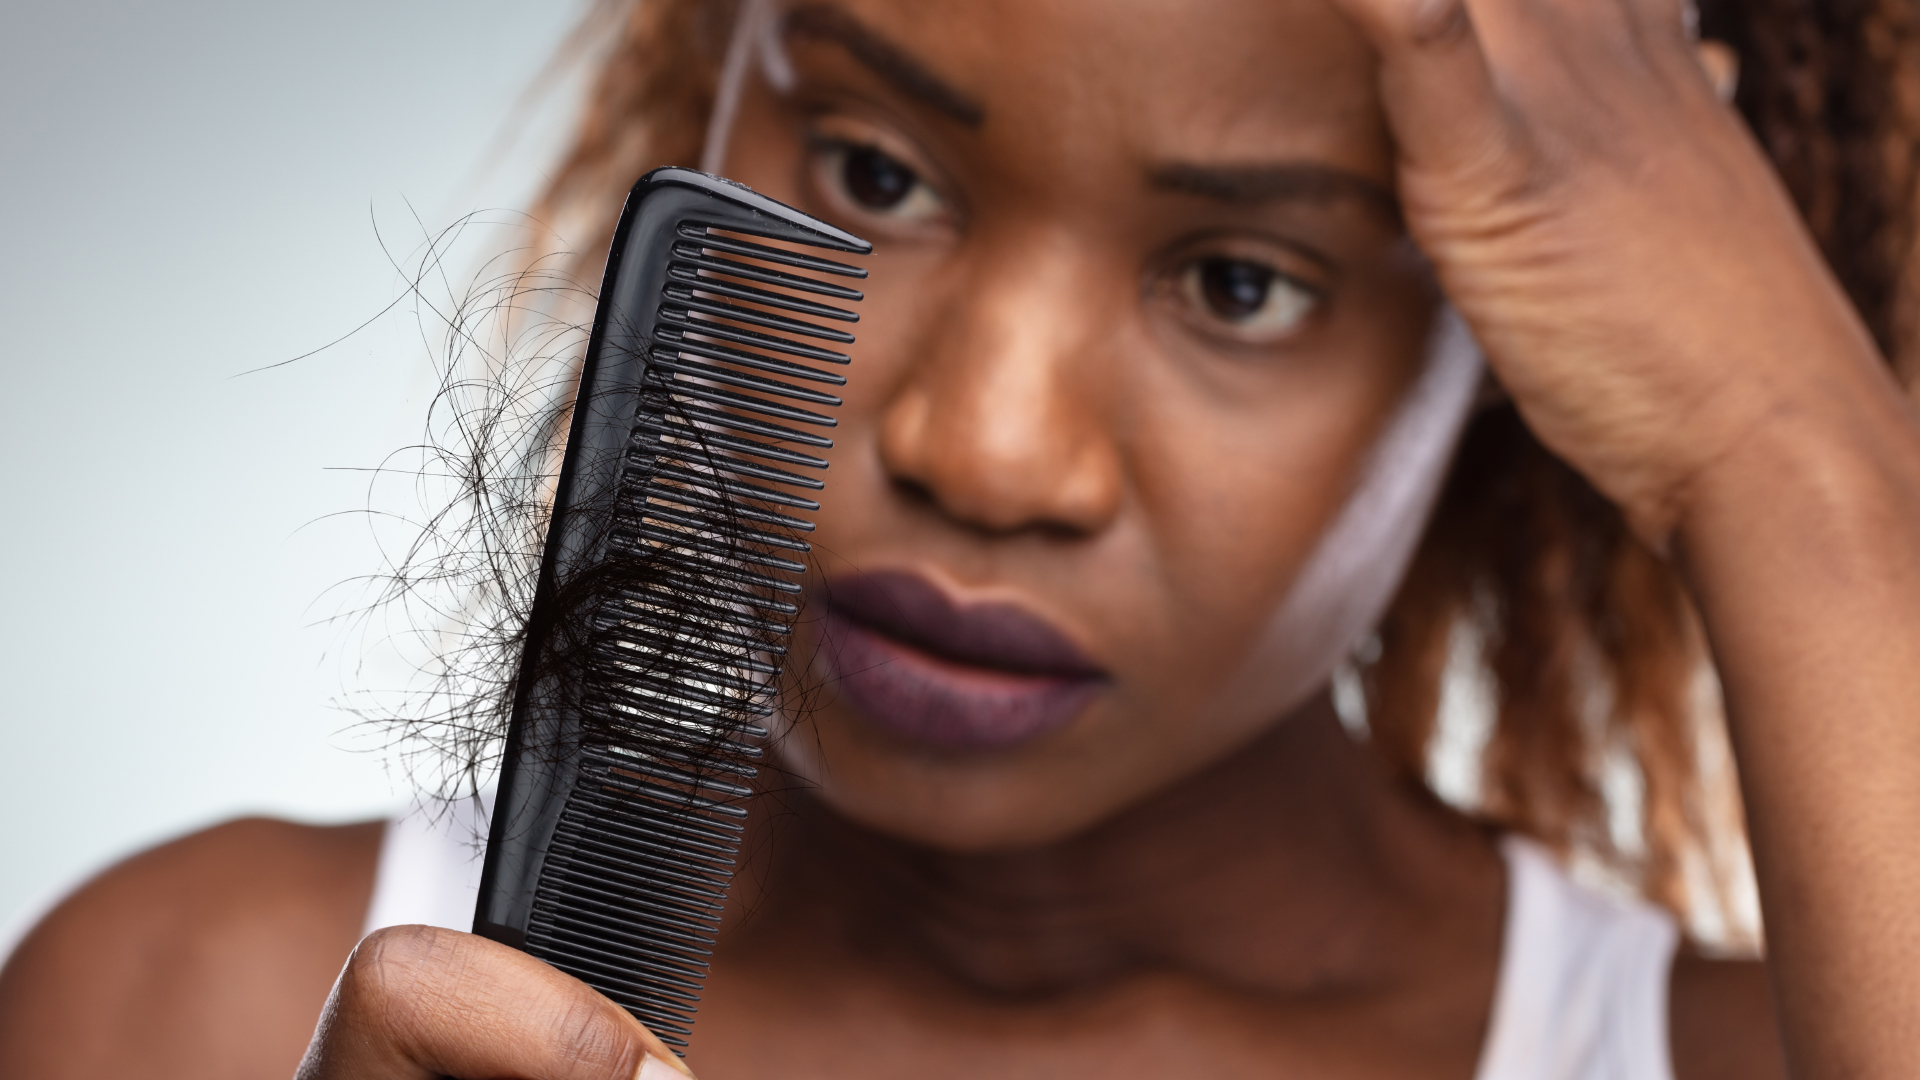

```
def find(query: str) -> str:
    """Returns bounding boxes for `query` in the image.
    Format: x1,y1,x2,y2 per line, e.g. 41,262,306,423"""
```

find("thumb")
1324,0,1520,182
295,925,694,1080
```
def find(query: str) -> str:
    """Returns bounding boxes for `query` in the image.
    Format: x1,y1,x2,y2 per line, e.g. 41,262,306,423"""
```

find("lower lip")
817,610,1104,752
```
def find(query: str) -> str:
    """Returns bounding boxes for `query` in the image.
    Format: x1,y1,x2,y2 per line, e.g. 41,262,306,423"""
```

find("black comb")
473,168,868,1050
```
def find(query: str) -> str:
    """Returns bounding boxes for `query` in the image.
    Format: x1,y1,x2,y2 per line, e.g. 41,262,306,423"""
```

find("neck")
722,694,1503,1000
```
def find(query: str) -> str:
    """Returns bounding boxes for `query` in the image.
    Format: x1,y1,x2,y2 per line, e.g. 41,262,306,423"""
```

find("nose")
877,230,1126,538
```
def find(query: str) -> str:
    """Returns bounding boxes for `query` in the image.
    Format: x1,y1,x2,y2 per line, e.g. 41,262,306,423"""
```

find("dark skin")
694,700,1505,1078
9,0,1920,1075
0,711,1776,1079
0,819,380,1080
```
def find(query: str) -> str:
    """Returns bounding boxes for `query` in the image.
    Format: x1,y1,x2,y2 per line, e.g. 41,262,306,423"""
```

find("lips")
815,571,1108,751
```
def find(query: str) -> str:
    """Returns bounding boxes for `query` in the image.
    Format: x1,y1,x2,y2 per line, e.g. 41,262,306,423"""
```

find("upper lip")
820,570,1107,680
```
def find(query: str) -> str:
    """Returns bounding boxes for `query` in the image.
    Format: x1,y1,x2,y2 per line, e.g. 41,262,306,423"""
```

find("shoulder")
1669,952,1787,1080
0,817,384,1080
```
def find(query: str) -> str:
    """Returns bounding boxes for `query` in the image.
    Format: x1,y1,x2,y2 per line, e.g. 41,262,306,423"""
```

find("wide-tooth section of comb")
519,216,864,1048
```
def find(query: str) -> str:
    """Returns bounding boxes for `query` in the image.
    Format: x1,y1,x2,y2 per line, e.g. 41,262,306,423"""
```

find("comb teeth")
517,212,863,1048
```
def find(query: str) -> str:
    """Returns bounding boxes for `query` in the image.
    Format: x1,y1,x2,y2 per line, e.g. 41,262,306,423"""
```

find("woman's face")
723,0,1436,850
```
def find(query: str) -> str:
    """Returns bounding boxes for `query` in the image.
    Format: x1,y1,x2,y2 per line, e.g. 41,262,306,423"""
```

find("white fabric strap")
361,794,492,937
1475,836,1680,1080
359,808,1679,1076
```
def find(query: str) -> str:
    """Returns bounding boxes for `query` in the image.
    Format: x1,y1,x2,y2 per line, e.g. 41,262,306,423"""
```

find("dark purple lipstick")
817,570,1107,751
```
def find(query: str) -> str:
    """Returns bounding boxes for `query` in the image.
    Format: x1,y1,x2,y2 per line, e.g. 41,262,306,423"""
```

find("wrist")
1670,351,1920,584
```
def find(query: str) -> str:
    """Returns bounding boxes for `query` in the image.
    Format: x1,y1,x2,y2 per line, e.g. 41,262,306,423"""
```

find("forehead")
795,0,1392,183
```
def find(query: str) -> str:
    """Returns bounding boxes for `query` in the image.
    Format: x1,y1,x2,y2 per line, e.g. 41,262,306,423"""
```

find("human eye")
806,134,951,233
1173,255,1321,345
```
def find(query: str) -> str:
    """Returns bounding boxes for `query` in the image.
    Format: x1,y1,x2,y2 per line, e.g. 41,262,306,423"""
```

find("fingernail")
638,1052,696,1080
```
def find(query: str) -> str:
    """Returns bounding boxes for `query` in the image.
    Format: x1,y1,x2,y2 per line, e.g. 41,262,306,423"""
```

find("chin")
760,568,1302,850
765,694,1174,852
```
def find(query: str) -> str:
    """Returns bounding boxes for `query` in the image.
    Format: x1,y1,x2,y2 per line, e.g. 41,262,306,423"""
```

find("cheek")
1125,251,1439,677
1116,344,1405,714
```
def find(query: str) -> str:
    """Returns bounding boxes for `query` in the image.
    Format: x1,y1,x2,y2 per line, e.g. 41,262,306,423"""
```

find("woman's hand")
1327,2,1920,1077
1329,0,1900,547
296,925,693,1080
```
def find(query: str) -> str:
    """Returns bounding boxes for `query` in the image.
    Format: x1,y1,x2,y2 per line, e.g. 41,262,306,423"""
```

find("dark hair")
524,0,1920,946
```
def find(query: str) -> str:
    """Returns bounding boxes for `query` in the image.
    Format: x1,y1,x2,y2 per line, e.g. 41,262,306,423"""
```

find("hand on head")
1327,0,1894,550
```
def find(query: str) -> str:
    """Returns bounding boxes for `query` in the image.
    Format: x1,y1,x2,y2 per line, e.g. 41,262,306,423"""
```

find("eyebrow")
1148,162,1401,224
783,4,987,127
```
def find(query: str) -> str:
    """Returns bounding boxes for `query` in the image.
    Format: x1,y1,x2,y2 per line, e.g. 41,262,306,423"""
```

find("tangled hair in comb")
363,0,1920,948
330,213,596,803
334,216,793,797
322,212,579,799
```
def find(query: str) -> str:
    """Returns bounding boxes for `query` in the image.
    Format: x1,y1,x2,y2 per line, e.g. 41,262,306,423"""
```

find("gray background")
0,0,591,946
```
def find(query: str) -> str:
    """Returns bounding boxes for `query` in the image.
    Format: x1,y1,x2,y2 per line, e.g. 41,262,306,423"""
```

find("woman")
4,0,1919,1076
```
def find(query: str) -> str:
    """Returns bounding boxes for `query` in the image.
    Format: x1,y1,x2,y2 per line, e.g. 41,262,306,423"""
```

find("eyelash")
800,123,1325,347
805,135,951,231
1169,256,1323,345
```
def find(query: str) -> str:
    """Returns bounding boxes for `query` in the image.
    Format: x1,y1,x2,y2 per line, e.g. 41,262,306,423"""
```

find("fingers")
1619,0,1742,101
1620,0,1693,39
295,925,692,1080
1323,0,1519,179
1331,0,1734,191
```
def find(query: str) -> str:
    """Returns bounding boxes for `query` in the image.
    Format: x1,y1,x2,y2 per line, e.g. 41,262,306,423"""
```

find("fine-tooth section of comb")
473,168,869,1051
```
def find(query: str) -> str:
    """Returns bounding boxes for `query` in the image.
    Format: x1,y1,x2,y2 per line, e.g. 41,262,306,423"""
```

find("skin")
0,820,382,1079
743,0,1437,851
5,0,1919,1076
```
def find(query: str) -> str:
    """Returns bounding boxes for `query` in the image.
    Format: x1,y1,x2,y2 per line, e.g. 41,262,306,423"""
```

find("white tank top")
364,798,1678,1080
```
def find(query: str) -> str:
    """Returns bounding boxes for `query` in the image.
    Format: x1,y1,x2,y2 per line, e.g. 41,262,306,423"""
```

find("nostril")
1034,518,1088,542
890,471,1099,541
891,475,939,510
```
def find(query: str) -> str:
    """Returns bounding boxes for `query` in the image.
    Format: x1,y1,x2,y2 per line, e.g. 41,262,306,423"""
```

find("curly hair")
522,0,1920,947
1371,0,1920,946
